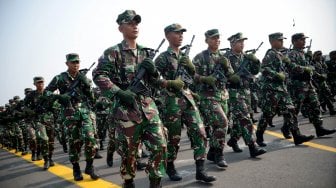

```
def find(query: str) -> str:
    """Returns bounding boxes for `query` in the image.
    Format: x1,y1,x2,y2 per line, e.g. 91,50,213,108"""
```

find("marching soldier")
288,33,336,138
224,32,266,157
92,10,167,188
192,29,232,169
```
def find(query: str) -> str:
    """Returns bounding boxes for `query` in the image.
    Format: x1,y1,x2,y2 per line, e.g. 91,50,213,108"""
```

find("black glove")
138,58,156,75
116,89,137,105
56,94,71,105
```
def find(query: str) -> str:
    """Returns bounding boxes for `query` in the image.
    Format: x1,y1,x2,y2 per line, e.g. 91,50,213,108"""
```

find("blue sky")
1,0,335,105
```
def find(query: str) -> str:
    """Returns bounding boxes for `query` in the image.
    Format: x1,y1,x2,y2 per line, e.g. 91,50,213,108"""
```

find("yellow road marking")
6,149,121,188
262,128,336,153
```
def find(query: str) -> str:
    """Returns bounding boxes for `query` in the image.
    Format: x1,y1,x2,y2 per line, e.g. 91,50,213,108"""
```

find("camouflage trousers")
290,83,323,126
116,114,167,180
35,121,55,157
163,95,207,162
63,106,97,163
13,122,24,151
257,89,299,132
229,90,254,145
96,114,109,146
199,97,228,150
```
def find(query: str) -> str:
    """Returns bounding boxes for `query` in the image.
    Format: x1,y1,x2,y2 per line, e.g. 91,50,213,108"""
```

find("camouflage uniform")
256,32,315,146
25,77,56,168
224,33,266,157
288,33,336,137
46,53,99,181
92,10,167,187
326,51,336,98
311,51,336,115
154,24,215,183
94,93,116,167
192,29,232,169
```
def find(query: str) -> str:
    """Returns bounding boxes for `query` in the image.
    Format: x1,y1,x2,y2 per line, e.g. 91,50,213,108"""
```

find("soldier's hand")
167,78,185,91
139,58,156,75
228,74,241,84
245,53,259,63
306,50,313,59
282,56,291,65
217,56,229,70
191,91,201,102
276,72,286,82
78,73,91,86
56,94,71,105
179,56,195,75
303,67,313,75
116,89,137,105
200,75,217,87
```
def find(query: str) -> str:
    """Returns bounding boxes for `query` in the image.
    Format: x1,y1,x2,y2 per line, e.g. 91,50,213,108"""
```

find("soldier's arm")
92,49,122,99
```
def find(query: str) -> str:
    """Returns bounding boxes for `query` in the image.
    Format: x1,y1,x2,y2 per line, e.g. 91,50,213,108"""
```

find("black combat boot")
281,125,292,139
43,156,50,170
214,148,228,169
206,147,215,162
256,130,267,147
314,123,336,137
100,140,104,150
31,151,37,161
291,128,314,145
227,137,243,152
94,148,103,159
84,159,99,180
251,113,258,123
72,162,83,181
106,150,113,167
149,177,162,188
123,179,135,188
166,161,182,181
49,154,55,167
267,118,275,127
62,143,68,153
36,148,42,161
21,147,28,156
248,143,266,158
195,160,216,183
136,159,147,170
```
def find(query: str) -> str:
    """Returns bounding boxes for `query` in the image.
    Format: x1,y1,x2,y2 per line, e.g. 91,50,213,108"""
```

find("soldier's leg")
106,118,116,167
227,99,243,152
162,97,183,181
199,98,228,169
65,119,83,181
142,115,167,187
46,125,55,167
27,123,37,161
36,122,50,170
116,120,141,186
82,111,99,180
307,89,336,137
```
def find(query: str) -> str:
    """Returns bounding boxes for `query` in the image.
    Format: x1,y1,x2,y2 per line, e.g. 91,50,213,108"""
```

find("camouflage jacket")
192,49,234,98
46,71,95,108
224,50,259,89
288,48,314,88
92,40,162,123
155,47,196,104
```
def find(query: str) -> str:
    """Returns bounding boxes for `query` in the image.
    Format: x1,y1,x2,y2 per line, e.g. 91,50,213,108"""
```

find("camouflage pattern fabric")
93,40,167,180
155,47,207,161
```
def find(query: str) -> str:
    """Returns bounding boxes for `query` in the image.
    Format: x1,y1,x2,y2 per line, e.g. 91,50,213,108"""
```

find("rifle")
67,62,96,98
245,41,263,54
174,35,195,85
128,38,165,96
306,39,312,52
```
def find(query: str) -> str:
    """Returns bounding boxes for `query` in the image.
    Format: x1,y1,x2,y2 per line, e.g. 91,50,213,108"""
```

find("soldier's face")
34,81,44,91
232,40,244,53
272,39,283,49
119,21,139,40
67,61,80,72
206,36,220,50
166,31,183,48
293,38,306,49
